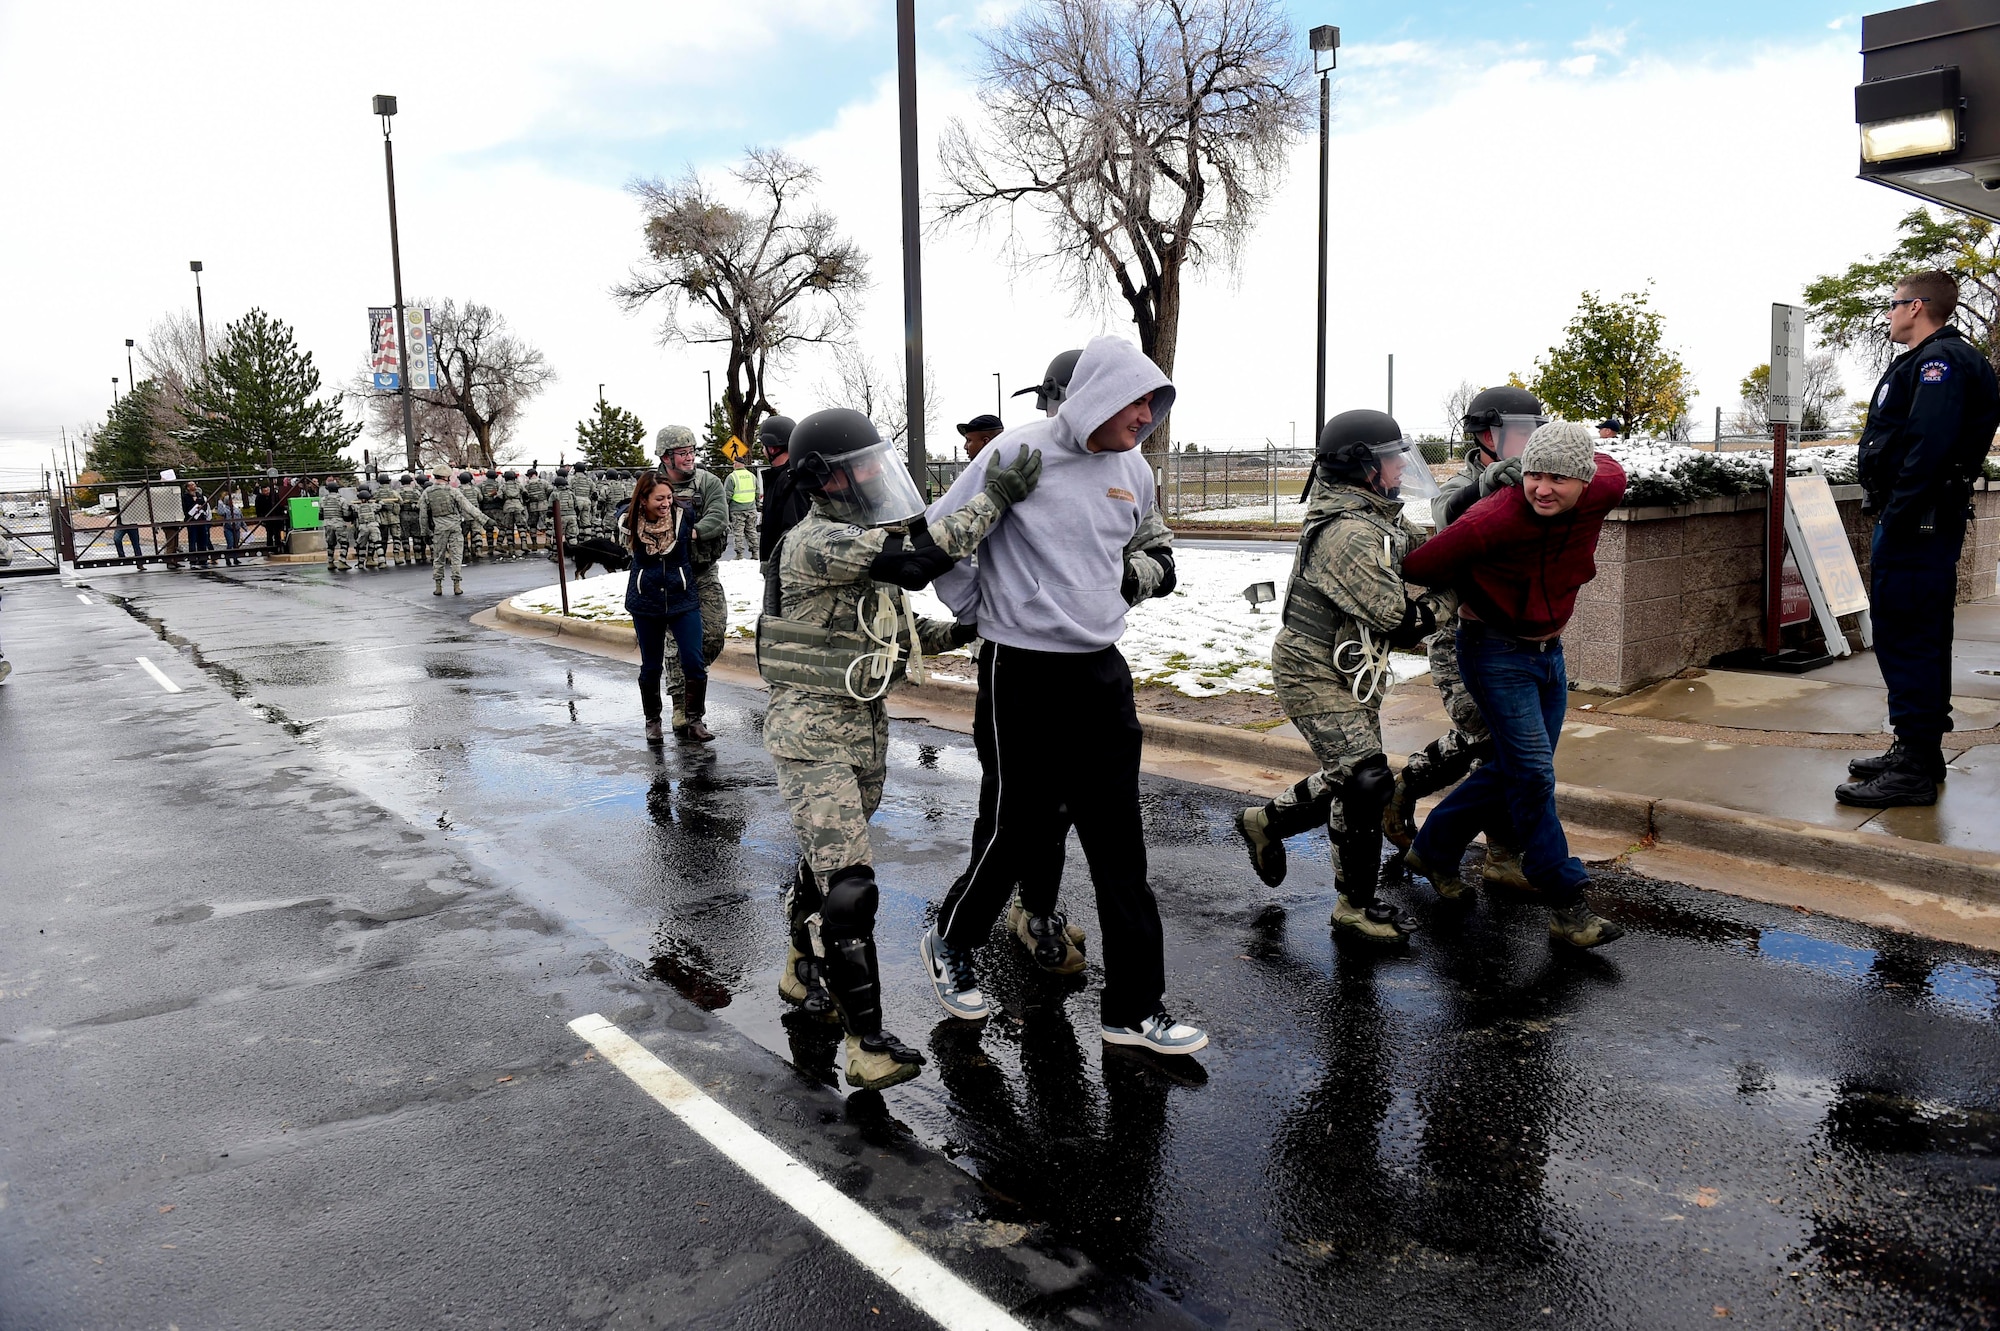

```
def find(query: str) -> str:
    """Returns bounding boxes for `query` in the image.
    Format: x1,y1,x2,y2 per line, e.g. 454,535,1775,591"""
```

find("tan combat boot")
844,1033,924,1090
1482,841,1532,892
1006,900,1087,974
1401,846,1467,901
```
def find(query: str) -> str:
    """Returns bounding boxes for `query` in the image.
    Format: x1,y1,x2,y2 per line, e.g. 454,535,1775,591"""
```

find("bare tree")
355,299,554,470
616,149,868,447
1440,381,1480,438
1731,351,1845,439
937,0,1311,457
818,347,939,455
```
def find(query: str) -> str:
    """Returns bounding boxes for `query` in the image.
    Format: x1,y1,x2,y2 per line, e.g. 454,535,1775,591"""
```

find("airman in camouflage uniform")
372,476,403,565
1380,387,1541,892
496,469,527,557
320,479,353,571
522,467,550,550
760,407,1040,1091
1233,411,1441,942
343,485,384,570
423,470,496,595
398,475,427,564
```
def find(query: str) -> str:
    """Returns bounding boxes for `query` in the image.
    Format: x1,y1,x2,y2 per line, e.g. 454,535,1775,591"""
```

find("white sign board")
1783,471,1873,657
1768,303,1807,426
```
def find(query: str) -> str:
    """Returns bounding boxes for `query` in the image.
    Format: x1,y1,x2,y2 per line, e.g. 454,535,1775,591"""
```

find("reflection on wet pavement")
104,563,2000,1329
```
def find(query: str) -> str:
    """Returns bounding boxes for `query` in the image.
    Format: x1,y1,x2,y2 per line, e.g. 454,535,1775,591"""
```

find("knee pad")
820,865,878,940
1344,754,1395,821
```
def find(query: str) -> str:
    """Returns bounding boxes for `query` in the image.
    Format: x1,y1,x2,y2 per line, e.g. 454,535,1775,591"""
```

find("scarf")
632,508,677,556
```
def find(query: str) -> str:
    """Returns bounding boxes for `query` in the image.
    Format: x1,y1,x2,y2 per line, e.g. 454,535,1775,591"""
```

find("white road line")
76,593,93,605
136,657,182,693
567,1014,1028,1331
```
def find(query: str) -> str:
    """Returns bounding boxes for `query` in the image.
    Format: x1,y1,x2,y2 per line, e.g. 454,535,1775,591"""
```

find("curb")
491,599,2000,908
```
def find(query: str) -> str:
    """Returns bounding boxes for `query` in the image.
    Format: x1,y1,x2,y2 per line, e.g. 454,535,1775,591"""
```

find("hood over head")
1053,336,1174,453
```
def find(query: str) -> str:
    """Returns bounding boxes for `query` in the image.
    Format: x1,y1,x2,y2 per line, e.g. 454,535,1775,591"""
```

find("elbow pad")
868,522,957,591
1384,597,1437,649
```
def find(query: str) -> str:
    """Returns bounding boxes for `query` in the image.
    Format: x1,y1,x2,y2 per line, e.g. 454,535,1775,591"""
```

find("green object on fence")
289,496,322,529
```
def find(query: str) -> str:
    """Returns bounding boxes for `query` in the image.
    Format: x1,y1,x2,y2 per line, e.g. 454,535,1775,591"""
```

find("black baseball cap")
956,414,1004,436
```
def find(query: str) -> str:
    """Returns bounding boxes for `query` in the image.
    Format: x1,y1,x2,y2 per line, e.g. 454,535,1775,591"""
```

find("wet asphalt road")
3,557,1998,1330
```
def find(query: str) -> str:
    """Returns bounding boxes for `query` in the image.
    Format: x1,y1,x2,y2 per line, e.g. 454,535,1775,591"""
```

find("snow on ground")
1178,497,1436,527
509,549,1430,697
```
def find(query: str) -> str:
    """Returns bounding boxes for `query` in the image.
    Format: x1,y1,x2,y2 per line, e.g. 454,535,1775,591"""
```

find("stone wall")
1565,485,2000,693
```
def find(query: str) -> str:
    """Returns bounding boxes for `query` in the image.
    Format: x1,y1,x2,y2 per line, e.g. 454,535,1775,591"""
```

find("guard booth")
0,487,61,579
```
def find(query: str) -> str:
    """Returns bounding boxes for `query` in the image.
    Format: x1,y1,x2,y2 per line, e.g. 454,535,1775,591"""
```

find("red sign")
1780,549,1811,626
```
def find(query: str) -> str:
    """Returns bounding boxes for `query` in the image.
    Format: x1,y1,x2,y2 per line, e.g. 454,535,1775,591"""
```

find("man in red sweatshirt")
1399,420,1627,947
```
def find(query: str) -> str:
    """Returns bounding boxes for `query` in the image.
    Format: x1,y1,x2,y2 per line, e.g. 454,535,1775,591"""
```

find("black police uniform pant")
935,641,1167,1028
1870,520,1964,749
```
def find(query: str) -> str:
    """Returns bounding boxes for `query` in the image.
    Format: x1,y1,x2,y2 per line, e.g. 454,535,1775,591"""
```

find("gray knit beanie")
1521,420,1597,482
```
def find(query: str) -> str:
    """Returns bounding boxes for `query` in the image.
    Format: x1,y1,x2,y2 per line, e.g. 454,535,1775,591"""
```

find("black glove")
1384,597,1437,649
868,519,956,590
948,620,979,648
1148,546,1177,598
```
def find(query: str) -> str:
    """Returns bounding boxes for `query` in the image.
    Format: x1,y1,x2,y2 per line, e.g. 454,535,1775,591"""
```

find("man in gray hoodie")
918,335,1207,1057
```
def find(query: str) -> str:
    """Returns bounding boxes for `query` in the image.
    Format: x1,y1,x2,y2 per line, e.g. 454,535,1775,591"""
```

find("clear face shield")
810,439,928,528
1370,438,1440,501
1480,414,1546,462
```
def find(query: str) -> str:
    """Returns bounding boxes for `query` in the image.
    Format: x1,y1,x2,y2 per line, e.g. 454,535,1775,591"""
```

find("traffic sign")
1768,303,1806,426
722,435,749,462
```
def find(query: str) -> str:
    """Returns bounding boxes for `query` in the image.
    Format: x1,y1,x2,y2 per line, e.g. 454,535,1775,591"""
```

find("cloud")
1561,54,1600,77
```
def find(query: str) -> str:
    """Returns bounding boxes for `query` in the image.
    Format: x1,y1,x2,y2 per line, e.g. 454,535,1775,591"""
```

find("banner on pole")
368,306,439,392
369,307,400,390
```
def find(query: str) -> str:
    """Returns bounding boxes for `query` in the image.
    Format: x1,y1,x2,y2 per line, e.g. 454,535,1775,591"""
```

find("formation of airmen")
312,466,652,594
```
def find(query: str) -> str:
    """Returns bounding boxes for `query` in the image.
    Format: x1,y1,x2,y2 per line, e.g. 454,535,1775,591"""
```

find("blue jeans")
1870,521,1962,748
1413,623,1588,905
114,526,142,558
632,608,705,690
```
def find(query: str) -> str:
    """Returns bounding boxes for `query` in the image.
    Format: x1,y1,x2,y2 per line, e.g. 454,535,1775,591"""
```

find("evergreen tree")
84,380,169,476
701,402,735,474
575,397,648,467
178,308,360,470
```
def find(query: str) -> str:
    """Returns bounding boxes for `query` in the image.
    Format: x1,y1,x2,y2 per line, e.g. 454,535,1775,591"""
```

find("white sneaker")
920,927,990,1021
1102,1011,1208,1055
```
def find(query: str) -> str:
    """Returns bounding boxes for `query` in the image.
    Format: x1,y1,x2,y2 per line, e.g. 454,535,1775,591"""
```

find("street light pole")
1310,26,1339,442
895,0,928,488
112,377,120,407
373,95,421,474
703,370,713,423
993,372,1002,418
189,261,208,364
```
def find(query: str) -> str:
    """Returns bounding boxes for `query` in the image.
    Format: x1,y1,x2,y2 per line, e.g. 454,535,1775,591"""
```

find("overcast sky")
0,1,1916,484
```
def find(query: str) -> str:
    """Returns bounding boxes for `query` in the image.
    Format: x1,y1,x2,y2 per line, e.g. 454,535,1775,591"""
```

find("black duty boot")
1835,751,1940,808
1848,740,1947,784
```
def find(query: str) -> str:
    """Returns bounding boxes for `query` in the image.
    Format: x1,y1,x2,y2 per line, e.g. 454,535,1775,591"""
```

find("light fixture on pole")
373,94,421,474
189,261,208,363
895,0,929,488
125,338,136,391
1309,24,1339,441
993,372,1002,418
112,376,120,407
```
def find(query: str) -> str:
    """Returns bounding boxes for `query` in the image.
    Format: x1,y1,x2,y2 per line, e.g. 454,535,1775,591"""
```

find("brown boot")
677,678,715,743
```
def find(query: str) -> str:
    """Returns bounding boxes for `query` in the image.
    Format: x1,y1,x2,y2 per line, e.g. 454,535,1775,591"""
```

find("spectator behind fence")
183,482,213,569
1400,420,1629,949
956,413,1004,462
218,488,247,566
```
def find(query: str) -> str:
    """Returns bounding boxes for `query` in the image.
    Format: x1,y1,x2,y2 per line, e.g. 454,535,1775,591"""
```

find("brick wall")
1565,485,2000,692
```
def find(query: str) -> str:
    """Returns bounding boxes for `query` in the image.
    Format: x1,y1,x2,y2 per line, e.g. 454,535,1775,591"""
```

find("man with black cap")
1596,419,1622,440
956,413,1004,462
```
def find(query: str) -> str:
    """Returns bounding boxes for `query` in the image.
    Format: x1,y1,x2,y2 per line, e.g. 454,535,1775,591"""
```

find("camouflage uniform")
343,491,384,570
400,481,427,563
764,491,1002,872
422,481,492,593
320,485,353,571
663,466,730,720
522,472,550,548
1265,483,1429,834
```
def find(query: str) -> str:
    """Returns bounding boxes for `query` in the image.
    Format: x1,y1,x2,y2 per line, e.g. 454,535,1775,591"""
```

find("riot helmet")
552,474,569,489
790,408,927,528
1315,410,1440,502
457,470,474,485
1461,386,1547,463
1011,349,1083,416
503,469,518,481
757,414,795,460
357,486,374,500
399,474,412,486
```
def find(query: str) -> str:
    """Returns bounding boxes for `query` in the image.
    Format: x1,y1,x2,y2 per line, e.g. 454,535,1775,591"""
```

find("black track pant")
936,642,1165,1027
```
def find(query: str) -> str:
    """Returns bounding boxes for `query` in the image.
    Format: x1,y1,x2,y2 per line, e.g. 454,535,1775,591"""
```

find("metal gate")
0,488,60,578
56,473,285,570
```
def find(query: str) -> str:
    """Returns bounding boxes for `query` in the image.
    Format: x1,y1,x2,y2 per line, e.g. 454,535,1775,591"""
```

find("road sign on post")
722,436,749,463
1765,303,1806,653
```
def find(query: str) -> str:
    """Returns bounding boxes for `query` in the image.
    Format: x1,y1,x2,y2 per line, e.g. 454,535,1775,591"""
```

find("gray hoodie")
928,336,1174,652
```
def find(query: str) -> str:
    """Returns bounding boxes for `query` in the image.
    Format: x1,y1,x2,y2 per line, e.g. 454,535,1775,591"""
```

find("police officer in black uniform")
755,415,813,615
1837,269,2000,808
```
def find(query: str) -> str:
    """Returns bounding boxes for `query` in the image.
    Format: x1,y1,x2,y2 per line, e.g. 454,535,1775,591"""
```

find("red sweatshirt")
1402,454,1627,638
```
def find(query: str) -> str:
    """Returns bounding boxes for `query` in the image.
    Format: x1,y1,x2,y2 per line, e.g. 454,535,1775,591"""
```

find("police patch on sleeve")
1920,359,1952,383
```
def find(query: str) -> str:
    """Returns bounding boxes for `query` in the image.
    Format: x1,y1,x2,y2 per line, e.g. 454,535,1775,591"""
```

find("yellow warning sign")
722,435,749,462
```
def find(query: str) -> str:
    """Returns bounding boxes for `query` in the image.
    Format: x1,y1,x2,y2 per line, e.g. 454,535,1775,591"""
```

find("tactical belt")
1280,578,1347,647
